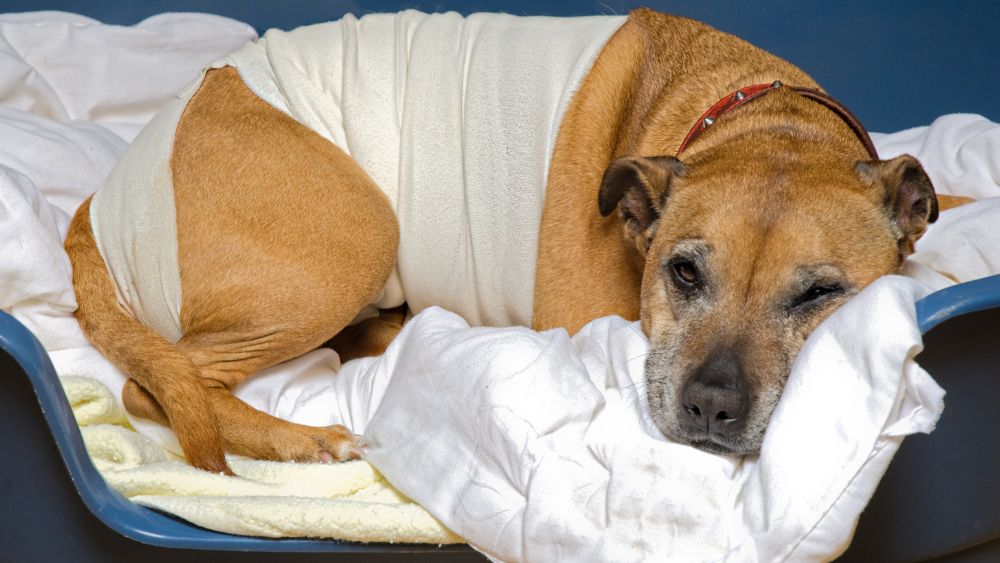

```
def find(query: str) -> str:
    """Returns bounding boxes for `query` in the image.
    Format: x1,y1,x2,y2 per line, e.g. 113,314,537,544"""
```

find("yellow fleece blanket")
63,375,462,544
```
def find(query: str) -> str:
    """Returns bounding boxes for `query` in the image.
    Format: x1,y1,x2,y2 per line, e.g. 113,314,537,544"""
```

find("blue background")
3,1,998,132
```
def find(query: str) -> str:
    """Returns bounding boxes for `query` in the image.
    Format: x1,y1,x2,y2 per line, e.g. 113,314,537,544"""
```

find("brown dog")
65,9,968,473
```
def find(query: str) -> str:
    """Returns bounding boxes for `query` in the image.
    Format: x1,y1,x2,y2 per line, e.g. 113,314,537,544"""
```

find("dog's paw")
271,424,362,463
309,424,364,462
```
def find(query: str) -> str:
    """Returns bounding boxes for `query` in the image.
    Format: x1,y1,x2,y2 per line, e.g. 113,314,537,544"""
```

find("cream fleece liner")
65,375,461,543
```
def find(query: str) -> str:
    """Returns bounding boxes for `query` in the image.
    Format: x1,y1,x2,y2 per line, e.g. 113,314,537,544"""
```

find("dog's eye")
670,259,700,288
793,283,843,309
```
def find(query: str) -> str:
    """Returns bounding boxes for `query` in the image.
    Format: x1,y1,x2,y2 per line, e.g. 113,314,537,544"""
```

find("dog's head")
598,138,938,455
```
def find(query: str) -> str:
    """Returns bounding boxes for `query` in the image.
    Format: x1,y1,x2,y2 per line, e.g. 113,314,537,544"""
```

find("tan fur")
537,9,958,454
67,67,399,472
935,194,973,212
68,12,970,468
325,306,407,363
534,10,818,332
66,196,230,474
639,134,907,453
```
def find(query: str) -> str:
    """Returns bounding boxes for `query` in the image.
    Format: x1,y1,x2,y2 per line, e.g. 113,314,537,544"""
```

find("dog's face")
599,145,938,456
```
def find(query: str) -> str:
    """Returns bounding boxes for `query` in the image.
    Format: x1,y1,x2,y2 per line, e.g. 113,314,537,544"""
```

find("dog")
64,8,969,474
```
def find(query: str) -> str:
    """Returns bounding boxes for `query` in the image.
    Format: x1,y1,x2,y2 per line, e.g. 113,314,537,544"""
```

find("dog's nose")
681,350,749,434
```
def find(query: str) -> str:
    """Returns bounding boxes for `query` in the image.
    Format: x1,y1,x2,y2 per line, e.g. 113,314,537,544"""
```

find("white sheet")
2,10,999,562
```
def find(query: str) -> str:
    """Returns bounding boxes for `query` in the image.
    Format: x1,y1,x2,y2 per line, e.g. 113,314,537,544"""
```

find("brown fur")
937,194,974,212
324,305,408,363
67,67,399,472
536,10,949,454
533,10,818,332
66,196,230,474
67,11,967,469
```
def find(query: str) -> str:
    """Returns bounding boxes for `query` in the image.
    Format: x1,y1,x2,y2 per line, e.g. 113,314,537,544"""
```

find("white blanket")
3,10,1000,562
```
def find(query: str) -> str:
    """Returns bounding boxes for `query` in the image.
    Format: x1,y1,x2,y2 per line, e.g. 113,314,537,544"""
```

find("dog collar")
676,81,879,159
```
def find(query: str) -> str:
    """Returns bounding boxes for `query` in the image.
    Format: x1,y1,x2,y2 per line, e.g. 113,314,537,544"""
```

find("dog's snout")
681,350,749,434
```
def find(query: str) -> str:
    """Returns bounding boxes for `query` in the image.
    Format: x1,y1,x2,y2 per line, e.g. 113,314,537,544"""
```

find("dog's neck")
675,82,878,160
676,89,879,166
599,11,872,166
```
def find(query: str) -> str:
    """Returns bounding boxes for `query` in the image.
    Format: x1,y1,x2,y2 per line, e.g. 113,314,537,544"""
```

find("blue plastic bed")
1,1,998,561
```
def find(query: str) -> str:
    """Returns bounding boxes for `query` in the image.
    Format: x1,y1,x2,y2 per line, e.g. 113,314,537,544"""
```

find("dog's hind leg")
72,65,398,471
120,333,363,463
163,66,398,464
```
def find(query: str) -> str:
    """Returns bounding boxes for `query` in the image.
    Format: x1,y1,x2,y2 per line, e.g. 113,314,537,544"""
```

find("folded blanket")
3,10,1000,563
63,376,460,543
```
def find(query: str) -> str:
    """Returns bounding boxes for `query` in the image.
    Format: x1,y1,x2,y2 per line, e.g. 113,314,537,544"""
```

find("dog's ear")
855,154,938,256
598,156,687,255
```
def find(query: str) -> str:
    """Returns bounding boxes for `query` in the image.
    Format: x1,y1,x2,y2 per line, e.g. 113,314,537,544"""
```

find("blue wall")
4,0,997,132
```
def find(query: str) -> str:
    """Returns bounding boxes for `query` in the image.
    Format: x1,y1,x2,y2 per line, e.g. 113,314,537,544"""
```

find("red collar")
676,81,879,159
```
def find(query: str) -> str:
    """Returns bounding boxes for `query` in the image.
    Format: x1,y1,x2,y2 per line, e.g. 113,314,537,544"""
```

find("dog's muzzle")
677,348,752,454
